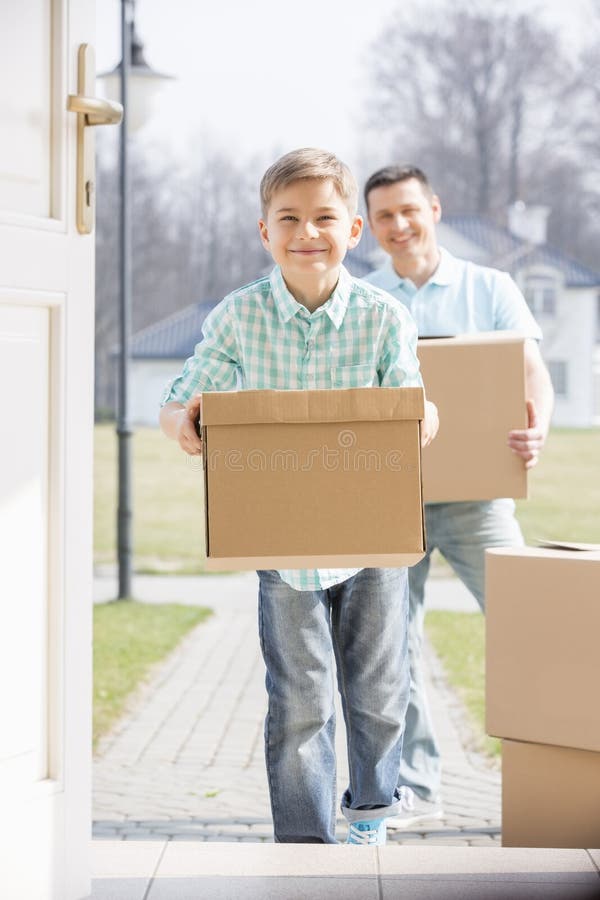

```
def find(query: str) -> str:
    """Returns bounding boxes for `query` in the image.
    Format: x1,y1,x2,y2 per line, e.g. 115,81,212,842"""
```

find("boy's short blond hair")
260,148,358,217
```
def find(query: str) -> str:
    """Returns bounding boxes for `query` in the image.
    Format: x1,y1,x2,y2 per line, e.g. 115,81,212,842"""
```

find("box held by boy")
201,386,426,570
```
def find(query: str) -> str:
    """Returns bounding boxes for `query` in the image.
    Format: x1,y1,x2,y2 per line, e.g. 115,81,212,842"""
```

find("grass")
93,600,212,750
425,611,500,759
94,424,207,573
515,428,600,544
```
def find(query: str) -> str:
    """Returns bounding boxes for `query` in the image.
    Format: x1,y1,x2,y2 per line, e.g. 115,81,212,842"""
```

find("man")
363,164,554,827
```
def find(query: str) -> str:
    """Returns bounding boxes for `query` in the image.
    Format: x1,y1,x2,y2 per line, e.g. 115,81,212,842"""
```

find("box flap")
486,546,600,561
205,552,426,571
418,330,526,347
201,387,425,426
536,539,600,552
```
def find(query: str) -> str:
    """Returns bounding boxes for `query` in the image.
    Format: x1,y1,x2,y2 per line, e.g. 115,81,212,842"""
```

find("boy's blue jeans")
400,499,524,802
257,567,411,843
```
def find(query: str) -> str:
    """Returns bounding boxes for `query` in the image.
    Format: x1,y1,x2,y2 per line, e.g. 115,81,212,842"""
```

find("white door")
0,1,110,897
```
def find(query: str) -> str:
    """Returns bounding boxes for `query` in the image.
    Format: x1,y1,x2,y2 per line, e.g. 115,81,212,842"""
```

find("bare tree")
366,1,567,217
94,132,268,416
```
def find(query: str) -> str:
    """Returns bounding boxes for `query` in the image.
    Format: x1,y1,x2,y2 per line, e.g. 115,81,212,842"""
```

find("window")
548,360,568,397
524,276,557,316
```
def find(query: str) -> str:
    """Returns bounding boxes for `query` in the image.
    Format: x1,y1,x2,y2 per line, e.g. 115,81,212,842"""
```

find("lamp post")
99,0,173,599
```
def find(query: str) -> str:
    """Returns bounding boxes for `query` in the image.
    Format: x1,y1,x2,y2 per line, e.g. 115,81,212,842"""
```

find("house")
130,207,600,427
129,301,217,426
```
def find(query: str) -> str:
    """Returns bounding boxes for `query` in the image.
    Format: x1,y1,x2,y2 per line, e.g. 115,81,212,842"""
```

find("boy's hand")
177,394,203,456
421,400,439,448
508,400,546,469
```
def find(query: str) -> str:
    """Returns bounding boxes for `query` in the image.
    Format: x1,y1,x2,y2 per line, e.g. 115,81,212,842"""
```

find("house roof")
130,301,215,359
348,214,600,287
444,215,600,287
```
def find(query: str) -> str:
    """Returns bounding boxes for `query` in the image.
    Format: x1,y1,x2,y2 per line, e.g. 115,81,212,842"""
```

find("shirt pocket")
331,364,377,389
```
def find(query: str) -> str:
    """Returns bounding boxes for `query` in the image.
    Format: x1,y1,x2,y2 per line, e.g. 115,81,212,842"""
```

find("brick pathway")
93,573,500,844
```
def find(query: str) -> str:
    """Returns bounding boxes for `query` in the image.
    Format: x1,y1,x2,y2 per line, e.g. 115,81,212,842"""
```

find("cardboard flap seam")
201,387,425,426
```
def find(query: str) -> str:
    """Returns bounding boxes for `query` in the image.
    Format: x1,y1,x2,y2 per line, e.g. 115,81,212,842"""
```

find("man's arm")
508,339,554,469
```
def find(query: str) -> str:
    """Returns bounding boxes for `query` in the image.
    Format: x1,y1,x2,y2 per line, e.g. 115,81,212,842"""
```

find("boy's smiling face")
258,178,362,305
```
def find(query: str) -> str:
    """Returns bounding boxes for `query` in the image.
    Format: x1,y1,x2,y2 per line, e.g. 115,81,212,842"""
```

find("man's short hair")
364,164,434,210
260,148,358,217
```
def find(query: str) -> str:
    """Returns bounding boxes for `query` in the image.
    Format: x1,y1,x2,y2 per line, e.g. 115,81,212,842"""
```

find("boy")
160,148,438,845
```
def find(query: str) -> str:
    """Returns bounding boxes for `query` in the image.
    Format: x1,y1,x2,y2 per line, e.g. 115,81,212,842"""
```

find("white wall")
131,358,184,426
513,263,597,428
535,288,596,428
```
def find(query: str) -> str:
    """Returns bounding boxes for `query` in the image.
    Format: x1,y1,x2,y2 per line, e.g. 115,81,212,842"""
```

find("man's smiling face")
367,178,441,273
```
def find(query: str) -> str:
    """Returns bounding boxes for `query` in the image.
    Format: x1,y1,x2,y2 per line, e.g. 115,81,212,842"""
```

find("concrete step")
91,841,600,899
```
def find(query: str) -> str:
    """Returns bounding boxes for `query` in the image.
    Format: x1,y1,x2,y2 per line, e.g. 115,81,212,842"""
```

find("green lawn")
515,428,600,543
93,600,212,749
94,425,207,573
425,611,500,758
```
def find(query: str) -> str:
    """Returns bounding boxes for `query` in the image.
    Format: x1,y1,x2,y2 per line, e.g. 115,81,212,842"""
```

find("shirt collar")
374,246,458,291
428,247,458,286
270,264,351,330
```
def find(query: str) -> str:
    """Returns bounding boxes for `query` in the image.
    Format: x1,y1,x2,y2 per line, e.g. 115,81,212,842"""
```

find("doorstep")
91,840,600,899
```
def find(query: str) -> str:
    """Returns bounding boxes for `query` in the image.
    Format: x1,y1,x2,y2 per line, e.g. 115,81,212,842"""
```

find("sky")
96,0,593,172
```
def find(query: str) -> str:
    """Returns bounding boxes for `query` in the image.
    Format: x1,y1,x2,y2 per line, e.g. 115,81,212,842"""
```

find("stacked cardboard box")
417,332,528,502
486,545,600,847
201,386,426,570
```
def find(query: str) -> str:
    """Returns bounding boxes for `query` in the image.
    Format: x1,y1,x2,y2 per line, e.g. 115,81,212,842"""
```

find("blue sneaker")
346,817,387,845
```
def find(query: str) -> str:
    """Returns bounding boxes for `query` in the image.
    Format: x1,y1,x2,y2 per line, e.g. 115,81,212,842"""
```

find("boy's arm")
507,339,554,469
160,300,240,454
160,398,203,455
421,401,439,448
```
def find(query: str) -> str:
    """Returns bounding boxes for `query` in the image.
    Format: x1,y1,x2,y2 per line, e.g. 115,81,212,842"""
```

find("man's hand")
421,399,439,448
508,399,546,469
177,394,203,456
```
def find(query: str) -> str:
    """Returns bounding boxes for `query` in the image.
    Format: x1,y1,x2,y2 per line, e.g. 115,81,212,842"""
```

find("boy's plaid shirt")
161,264,422,591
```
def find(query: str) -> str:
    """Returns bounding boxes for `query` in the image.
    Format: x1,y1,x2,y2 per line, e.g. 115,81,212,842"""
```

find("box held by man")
418,332,528,502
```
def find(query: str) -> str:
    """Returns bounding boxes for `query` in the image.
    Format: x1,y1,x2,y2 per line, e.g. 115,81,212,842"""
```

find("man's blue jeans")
257,567,411,843
400,499,524,802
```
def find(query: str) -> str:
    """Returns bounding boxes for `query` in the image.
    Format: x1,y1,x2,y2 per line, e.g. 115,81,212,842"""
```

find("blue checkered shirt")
161,264,422,590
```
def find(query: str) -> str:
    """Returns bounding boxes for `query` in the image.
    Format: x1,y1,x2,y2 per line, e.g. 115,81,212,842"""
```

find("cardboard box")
502,738,600,848
417,332,528,502
201,387,426,570
486,546,600,752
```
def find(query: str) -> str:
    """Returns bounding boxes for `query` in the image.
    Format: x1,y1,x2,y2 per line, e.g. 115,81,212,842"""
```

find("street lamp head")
98,1,175,133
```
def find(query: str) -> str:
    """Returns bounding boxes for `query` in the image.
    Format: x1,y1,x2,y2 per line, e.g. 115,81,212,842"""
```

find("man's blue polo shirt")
364,247,542,340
